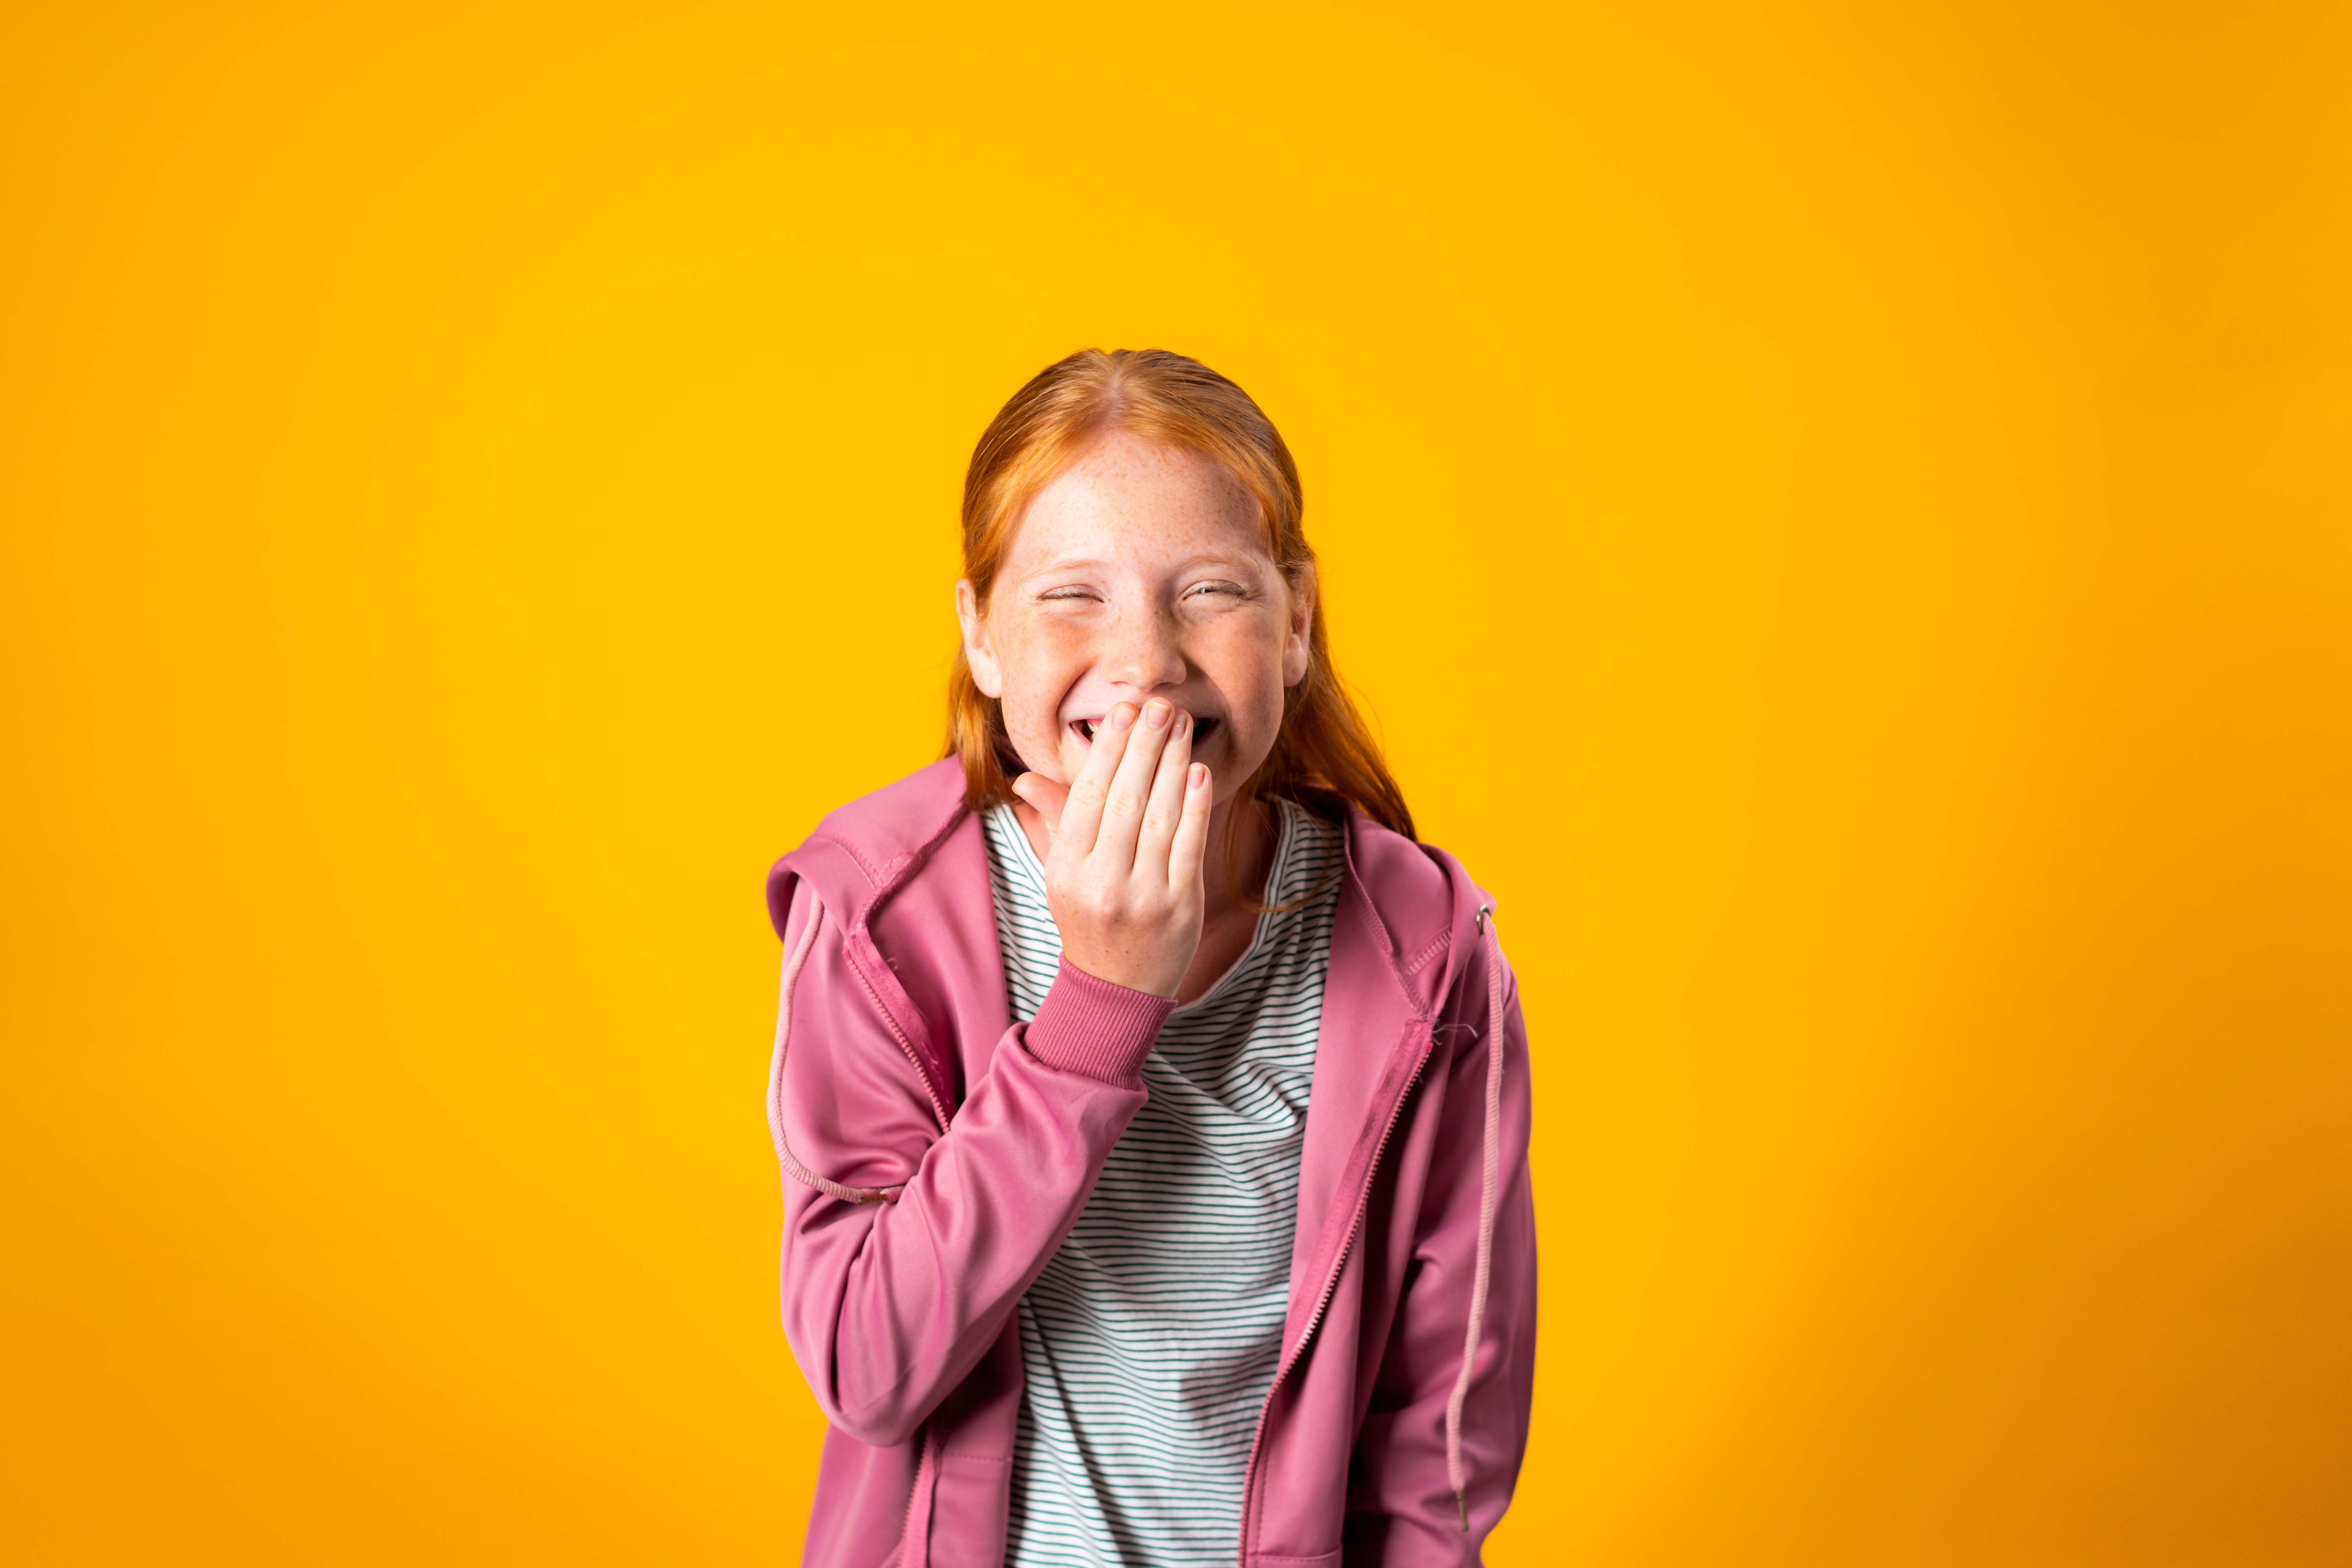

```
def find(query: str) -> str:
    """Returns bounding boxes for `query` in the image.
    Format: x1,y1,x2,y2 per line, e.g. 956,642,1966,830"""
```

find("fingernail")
1189,764,1207,788
1172,711,1191,737
1108,704,1136,729
1144,700,1170,730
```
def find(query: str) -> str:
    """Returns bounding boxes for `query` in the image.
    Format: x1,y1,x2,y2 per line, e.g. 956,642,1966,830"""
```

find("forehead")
1004,435,1267,571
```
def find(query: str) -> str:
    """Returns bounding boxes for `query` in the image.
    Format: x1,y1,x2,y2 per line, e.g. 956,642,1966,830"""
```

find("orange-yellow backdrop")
5,4,2347,1564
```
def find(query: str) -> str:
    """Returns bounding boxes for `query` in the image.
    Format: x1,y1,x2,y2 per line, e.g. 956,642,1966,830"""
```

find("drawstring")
768,898,903,1205
1445,902,1508,1531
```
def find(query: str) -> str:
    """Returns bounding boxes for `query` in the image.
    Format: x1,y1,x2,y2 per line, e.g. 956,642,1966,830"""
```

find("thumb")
1010,772,1070,833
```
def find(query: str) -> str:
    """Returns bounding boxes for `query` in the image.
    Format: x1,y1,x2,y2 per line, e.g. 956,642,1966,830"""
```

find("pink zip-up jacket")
764,759,1536,1566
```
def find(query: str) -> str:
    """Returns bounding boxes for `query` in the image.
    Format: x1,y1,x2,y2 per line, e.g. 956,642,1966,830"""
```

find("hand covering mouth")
1072,715,1220,746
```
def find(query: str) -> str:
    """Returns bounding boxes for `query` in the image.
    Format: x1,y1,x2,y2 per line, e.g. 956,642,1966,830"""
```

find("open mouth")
1073,715,1220,748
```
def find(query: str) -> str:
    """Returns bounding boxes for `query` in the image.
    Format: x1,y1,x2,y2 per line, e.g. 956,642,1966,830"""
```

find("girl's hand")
1011,699,1213,1000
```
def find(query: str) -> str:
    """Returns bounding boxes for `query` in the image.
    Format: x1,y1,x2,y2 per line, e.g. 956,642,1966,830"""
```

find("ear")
957,579,1004,698
1281,563,1316,688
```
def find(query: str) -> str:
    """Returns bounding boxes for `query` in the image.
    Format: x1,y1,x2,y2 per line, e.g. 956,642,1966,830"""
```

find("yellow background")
5,4,2347,1563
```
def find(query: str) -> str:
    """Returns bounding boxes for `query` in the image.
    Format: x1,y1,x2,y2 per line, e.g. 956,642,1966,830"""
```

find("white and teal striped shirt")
983,797,1345,1568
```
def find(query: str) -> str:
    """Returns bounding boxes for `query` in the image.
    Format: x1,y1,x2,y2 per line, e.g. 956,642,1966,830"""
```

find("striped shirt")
983,797,1345,1568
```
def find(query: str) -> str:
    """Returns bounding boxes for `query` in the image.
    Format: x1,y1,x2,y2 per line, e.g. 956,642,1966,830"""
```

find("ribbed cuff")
1022,958,1178,1087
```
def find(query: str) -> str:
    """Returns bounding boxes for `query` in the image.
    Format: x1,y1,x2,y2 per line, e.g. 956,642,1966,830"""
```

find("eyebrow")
1019,552,1263,580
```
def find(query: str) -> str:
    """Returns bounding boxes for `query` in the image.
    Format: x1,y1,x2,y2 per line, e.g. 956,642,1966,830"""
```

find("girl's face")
958,433,1312,802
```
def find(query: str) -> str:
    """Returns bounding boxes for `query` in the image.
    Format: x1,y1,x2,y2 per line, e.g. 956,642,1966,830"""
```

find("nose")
1102,605,1188,695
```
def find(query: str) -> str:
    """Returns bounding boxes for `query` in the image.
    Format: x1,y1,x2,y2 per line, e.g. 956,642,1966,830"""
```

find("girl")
764,350,1535,1568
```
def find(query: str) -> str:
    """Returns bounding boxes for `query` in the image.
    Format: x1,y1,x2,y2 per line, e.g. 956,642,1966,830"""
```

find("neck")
1201,790,1275,920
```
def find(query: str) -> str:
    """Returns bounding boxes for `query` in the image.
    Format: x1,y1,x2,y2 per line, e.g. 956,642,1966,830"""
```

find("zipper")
897,1424,936,1566
834,799,973,1139
848,933,955,1133
1233,1019,1438,1564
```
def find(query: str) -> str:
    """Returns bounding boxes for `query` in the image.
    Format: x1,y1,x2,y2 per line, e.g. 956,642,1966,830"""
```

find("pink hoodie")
765,760,1535,1566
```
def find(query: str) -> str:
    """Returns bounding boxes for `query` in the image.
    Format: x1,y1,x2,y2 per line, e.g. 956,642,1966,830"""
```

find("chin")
1031,736,1087,786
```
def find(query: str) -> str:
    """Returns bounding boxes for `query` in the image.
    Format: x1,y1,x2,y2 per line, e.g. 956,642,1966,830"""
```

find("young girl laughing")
765,349,1535,1567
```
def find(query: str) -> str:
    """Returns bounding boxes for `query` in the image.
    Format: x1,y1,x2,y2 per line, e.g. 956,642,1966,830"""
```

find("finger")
1167,762,1213,894
1010,772,1069,834
1094,698,1176,878
1054,702,1134,857
1133,710,1194,884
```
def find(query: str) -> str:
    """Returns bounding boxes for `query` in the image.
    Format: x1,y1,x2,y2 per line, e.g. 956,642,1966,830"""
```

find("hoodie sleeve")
768,873,1175,1448
1343,925,1539,1564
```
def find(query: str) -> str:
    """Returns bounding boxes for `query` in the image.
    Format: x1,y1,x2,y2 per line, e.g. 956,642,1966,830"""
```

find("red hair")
947,348,1414,841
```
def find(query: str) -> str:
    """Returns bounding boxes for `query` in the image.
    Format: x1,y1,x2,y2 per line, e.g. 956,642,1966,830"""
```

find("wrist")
1058,949,1182,1000
1022,958,1178,1086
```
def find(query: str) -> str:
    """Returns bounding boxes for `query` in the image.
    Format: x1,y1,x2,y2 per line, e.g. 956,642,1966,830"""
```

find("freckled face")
958,434,1313,800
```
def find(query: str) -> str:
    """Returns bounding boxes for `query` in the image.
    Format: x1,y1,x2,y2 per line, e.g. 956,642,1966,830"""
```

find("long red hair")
946,348,1414,841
